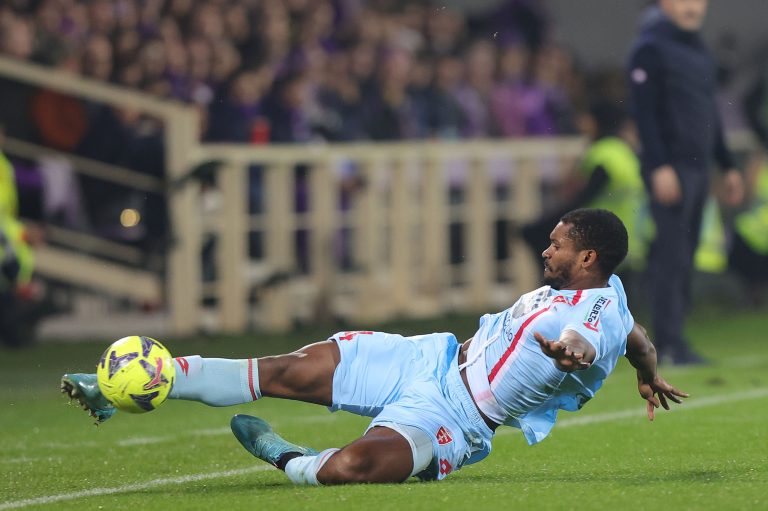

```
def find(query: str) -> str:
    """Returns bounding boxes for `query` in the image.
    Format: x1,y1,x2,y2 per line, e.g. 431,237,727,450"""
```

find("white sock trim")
284,448,339,485
239,358,261,402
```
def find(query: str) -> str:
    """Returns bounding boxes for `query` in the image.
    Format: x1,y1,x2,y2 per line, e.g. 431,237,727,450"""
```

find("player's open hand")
637,374,689,421
534,332,591,372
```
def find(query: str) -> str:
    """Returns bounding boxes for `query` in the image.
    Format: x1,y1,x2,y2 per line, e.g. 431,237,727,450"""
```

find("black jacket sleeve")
628,44,669,175
712,107,735,171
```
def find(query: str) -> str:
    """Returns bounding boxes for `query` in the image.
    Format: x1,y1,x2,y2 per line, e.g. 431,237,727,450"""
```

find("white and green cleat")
61,373,117,424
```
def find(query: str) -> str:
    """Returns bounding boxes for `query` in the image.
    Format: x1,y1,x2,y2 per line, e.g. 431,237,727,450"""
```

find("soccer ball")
96,336,176,413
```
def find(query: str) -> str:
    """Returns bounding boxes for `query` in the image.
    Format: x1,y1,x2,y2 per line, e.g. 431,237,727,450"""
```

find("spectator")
0,140,37,348
1,0,584,145
206,68,272,143
362,48,422,140
426,54,466,139
455,40,499,138
729,68,768,305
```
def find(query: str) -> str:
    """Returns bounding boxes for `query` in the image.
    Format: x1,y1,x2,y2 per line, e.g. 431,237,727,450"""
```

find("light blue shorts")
328,331,494,480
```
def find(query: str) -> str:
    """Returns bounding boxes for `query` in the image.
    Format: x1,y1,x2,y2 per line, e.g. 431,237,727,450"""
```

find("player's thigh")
329,331,426,416
258,340,340,405
317,426,418,484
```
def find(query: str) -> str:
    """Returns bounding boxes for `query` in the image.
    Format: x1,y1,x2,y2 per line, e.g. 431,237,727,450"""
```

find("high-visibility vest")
0,217,33,289
734,165,768,255
580,137,650,270
693,197,727,273
0,151,18,220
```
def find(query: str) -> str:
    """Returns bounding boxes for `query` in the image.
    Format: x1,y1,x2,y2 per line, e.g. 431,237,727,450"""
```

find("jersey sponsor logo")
337,331,373,341
436,426,453,445
439,458,453,476
583,296,610,332
584,318,600,332
175,357,190,376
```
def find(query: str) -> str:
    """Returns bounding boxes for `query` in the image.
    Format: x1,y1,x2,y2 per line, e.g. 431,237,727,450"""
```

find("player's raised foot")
230,414,318,468
60,373,116,423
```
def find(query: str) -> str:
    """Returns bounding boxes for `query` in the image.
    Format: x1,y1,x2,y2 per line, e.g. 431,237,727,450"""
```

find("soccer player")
62,209,687,484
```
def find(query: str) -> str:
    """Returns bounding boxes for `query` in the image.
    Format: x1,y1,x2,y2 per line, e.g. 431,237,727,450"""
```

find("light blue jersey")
463,274,634,444
326,275,634,480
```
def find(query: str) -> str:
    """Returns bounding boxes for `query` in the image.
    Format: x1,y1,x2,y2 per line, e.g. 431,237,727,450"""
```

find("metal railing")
190,139,588,331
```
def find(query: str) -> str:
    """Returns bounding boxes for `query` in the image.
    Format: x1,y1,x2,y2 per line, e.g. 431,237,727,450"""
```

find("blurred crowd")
0,0,584,148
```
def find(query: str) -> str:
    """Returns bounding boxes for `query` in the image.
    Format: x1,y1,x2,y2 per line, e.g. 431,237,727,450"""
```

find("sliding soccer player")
63,209,687,484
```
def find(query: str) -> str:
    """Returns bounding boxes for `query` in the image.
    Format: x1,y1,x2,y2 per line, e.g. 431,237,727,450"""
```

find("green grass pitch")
1,311,766,510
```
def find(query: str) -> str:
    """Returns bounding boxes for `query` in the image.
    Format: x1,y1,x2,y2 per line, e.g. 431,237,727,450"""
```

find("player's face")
660,0,708,31
541,222,582,290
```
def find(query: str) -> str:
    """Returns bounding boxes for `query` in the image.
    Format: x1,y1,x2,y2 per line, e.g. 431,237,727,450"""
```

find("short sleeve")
561,295,612,360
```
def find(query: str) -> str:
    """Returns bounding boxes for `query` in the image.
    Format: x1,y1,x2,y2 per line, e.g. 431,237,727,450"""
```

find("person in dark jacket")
627,0,744,365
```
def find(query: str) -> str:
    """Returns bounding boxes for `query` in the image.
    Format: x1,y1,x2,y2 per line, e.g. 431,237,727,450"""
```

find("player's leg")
313,426,417,484
62,339,340,421
231,414,432,485
169,340,339,407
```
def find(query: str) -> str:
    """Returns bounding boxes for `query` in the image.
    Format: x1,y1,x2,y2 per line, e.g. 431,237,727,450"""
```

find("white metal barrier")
191,140,586,331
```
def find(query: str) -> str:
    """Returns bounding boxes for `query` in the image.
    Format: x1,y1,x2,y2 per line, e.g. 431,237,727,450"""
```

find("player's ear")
581,249,598,269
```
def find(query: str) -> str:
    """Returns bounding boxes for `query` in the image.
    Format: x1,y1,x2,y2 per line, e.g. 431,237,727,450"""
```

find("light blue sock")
284,448,340,485
168,356,261,406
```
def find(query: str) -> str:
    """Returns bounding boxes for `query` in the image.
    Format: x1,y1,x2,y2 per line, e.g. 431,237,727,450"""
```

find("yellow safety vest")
580,137,650,270
734,165,768,255
693,197,727,273
0,151,18,220
0,151,33,289
0,217,34,288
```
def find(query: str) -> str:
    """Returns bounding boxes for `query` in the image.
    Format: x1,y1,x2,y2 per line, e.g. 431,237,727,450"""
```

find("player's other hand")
651,165,682,205
534,332,591,372
637,374,689,421
722,168,745,206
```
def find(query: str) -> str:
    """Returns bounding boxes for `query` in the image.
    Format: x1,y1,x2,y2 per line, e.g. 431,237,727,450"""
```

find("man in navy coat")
627,0,744,364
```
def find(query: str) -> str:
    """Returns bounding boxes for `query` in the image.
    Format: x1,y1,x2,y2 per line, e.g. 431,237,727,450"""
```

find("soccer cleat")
230,414,317,467
60,373,117,424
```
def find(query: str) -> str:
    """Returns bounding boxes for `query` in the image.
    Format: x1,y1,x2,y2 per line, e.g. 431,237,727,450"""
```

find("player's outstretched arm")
534,330,595,372
625,322,689,421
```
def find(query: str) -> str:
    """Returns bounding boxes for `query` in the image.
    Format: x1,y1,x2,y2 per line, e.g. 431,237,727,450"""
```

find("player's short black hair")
559,208,628,277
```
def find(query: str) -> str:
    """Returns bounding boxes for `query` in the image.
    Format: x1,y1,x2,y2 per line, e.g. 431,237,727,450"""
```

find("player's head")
659,0,708,32
541,209,628,290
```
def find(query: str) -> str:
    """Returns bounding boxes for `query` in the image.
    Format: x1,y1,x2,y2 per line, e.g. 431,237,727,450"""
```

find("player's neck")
559,276,609,291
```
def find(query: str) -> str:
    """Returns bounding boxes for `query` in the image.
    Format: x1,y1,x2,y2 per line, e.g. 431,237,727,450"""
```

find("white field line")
2,387,767,510
110,413,342,447
1,456,60,465
496,386,768,436
0,465,272,511
2,413,343,452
